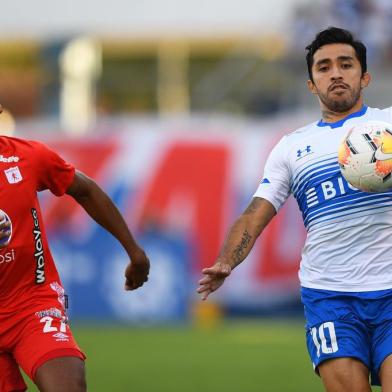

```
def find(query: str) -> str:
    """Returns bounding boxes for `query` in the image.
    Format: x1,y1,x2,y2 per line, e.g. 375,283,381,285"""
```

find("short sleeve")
33,141,76,196
253,136,291,213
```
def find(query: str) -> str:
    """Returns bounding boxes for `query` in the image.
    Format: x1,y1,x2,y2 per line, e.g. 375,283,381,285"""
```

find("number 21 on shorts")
311,321,339,357
40,316,67,333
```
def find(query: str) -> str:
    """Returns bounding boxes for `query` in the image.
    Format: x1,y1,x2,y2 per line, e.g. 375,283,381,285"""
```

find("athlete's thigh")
35,356,86,392
372,319,392,387
11,308,85,384
305,318,371,390
0,351,27,392
379,354,392,392
303,289,371,366
302,287,372,388
318,357,371,392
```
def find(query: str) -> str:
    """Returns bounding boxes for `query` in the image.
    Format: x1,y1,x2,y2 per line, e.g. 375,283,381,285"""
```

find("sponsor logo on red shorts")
52,332,69,342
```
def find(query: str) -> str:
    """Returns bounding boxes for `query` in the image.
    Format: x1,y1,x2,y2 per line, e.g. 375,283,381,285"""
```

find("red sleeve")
32,141,76,196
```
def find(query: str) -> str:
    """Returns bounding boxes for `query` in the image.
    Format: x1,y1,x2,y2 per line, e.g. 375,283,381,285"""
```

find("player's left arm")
66,170,150,291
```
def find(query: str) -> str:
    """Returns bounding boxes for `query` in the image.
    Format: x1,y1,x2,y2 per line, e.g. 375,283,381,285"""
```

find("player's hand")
124,248,150,291
197,261,232,301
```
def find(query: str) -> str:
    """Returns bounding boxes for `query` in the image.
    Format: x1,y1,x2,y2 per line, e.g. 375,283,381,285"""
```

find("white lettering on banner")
347,182,358,191
337,177,346,194
307,176,360,207
321,181,337,200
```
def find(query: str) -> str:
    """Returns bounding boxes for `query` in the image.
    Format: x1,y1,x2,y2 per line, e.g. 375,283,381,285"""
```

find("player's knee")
67,366,87,392
318,358,370,392
72,373,87,392
54,372,86,392
53,369,86,392
35,356,87,392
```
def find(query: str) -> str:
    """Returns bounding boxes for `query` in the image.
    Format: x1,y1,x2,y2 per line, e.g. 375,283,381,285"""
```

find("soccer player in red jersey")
0,105,150,392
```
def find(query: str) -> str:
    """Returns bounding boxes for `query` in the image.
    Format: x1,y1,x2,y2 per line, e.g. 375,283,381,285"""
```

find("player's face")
307,43,370,113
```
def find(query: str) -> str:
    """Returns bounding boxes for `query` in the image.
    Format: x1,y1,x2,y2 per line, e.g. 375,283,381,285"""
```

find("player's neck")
321,101,365,123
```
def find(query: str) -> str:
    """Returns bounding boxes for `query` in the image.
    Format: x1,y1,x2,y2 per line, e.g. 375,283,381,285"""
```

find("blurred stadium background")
1,0,390,390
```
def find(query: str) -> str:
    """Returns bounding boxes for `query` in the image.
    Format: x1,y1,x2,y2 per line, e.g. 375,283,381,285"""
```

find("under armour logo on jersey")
297,145,312,159
4,166,22,184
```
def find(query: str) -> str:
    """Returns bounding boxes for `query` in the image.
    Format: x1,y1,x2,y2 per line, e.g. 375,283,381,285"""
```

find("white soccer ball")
0,209,12,247
338,121,392,192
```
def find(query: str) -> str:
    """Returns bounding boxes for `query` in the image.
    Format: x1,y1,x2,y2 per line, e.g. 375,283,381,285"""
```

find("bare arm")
66,170,150,290
219,197,276,269
197,197,276,300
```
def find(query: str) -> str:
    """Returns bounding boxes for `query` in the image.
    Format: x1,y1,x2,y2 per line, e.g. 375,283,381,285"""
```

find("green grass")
23,320,381,391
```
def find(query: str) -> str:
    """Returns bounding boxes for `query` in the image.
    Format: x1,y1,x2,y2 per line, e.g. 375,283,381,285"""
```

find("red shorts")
0,304,85,390
0,352,27,392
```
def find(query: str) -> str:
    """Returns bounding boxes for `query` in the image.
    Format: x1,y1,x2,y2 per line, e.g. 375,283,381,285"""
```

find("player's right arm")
197,197,276,300
66,170,150,290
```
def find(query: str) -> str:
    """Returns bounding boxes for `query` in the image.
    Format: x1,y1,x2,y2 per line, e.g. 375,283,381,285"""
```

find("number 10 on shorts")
311,322,339,357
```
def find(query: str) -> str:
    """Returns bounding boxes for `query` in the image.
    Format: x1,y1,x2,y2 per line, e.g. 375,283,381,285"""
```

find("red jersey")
0,136,75,314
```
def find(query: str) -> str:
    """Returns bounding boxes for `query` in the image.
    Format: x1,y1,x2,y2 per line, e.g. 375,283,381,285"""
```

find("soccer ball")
338,121,392,192
0,209,12,247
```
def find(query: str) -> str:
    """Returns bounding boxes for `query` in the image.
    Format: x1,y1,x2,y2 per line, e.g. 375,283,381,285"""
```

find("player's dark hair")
305,27,367,81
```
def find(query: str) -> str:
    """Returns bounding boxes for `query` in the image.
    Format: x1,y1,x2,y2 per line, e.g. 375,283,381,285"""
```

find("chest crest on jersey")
4,166,22,184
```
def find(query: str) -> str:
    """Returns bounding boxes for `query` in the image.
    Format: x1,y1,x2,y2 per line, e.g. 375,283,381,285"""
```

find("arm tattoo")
232,230,252,266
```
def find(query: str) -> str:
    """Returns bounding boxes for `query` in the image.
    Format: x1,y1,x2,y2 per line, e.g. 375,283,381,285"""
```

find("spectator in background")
291,0,392,66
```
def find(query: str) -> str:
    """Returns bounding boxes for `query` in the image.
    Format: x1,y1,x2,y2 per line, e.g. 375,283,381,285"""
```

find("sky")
0,0,303,38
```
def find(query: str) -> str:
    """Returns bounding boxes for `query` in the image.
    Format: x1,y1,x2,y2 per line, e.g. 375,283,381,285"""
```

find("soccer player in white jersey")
197,27,392,391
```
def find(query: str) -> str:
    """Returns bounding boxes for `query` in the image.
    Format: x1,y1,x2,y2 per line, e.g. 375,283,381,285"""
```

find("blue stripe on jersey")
307,202,392,230
293,165,341,200
305,194,392,228
291,155,337,192
292,153,392,230
303,191,392,226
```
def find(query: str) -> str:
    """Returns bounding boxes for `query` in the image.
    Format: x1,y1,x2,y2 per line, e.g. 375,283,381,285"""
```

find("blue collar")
317,105,368,129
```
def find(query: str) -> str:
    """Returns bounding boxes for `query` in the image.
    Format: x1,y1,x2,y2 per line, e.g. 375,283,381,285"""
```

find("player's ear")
360,72,371,89
307,79,318,95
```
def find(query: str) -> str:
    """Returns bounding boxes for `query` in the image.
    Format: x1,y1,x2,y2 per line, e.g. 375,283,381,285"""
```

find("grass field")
24,320,381,391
